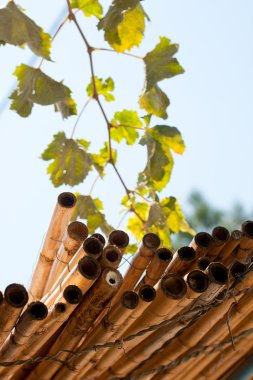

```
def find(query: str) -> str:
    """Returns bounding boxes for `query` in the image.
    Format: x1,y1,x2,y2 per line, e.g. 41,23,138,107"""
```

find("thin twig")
94,47,143,60
70,98,92,138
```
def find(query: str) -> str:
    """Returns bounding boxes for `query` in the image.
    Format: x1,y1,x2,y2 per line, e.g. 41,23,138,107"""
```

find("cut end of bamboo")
207,262,228,284
230,261,247,278
103,268,123,288
104,246,121,264
28,301,48,320
54,302,66,314
138,285,156,302
57,192,76,208
242,220,253,239
178,246,196,261
67,221,88,241
91,233,106,247
197,257,210,271
156,248,173,262
108,230,129,249
83,237,103,258
78,256,101,280
4,284,28,308
186,270,209,293
142,233,160,249
231,229,243,240
212,226,230,244
161,274,187,299
121,291,139,309
63,285,82,304
0,291,3,304
195,232,213,248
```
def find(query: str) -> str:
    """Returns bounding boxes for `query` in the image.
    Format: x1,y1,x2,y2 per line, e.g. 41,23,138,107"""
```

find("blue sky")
0,0,253,288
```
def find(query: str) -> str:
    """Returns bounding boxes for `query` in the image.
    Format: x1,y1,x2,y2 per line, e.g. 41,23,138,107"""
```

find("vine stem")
70,97,91,138
93,47,143,60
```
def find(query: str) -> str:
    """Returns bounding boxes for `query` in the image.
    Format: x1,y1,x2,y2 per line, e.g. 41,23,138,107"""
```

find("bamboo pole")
91,233,106,247
87,284,157,379
136,248,172,290
29,192,76,300
233,220,253,262
44,256,101,306
54,291,139,380
27,268,123,380
108,229,129,254
164,246,196,276
216,229,242,264
197,257,210,270
0,284,28,347
109,233,160,309
189,232,213,260
99,245,122,269
11,286,83,380
44,221,88,293
204,226,230,260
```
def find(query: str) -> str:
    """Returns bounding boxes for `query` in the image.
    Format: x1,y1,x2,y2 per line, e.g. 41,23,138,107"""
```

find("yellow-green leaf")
125,243,138,255
72,194,114,234
111,110,143,145
149,125,185,154
41,132,93,187
0,1,51,59
71,0,103,19
10,65,76,118
92,142,117,177
139,84,170,119
86,76,115,101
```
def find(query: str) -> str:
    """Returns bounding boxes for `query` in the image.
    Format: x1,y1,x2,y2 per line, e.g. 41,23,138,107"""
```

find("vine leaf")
0,1,51,59
71,194,114,234
92,142,117,177
98,0,147,52
110,109,143,145
41,132,93,187
71,0,103,19
138,125,185,192
86,76,115,101
139,37,184,118
10,65,77,118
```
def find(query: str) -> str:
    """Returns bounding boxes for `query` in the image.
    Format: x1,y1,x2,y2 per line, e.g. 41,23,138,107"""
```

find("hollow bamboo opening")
230,261,247,278
242,221,253,238
198,257,210,271
157,248,173,262
142,233,160,249
187,270,209,293
28,302,48,320
207,262,228,284
138,285,156,302
83,237,103,257
4,284,28,308
78,256,101,280
212,226,230,243
67,221,88,241
63,285,82,304
104,247,121,263
178,247,196,261
57,192,76,208
195,232,213,248
121,291,139,309
54,302,66,314
91,233,106,247
108,230,129,248
161,274,187,299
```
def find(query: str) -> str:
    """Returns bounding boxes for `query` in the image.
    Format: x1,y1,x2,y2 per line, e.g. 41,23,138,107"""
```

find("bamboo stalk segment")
189,232,213,260
136,247,172,290
165,246,196,276
27,268,123,380
233,220,253,262
108,229,129,254
29,192,76,300
99,245,122,269
55,291,139,380
204,226,230,260
44,221,88,293
44,256,101,306
216,229,242,264
91,233,106,247
197,257,210,270
0,284,28,347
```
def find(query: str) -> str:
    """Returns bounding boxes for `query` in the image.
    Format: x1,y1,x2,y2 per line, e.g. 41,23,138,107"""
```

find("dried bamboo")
44,256,101,306
110,233,160,308
165,246,196,276
136,247,172,290
108,229,129,254
197,257,210,270
189,232,213,259
233,220,253,262
204,226,230,260
91,233,106,247
44,221,88,293
27,268,123,380
11,286,83,380
216,229,242,264
54,291,139,380
0,284,28,346
99,245,121,269
29,192,76,300
0,301,48,377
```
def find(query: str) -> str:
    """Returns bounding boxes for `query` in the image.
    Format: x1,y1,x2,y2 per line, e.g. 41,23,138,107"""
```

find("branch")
70,97,92,138
93,47,143,60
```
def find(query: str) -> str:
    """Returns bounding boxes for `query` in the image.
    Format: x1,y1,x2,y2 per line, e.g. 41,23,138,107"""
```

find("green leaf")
139,84,170,119
86,76,115,101
125,243,138,255
98,1,147,52
72,194,114,234
92,142,117,177
0,1,51,59
41,132,93,187
149,125,185,154
71,0,103,19
10,65,76,118
144,37,184,90
111,110,143,145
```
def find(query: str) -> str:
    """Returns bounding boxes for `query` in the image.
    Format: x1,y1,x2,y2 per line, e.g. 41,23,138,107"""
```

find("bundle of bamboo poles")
1,192,253,380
